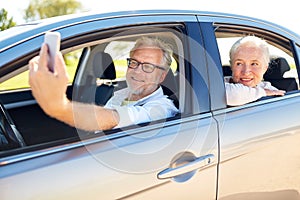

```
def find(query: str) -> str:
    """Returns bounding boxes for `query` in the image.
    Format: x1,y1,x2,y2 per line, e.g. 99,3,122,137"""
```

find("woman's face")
231,44,268,87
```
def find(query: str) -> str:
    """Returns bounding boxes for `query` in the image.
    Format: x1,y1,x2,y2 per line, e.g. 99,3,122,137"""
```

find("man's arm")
29,44,119,131
54,100,119,131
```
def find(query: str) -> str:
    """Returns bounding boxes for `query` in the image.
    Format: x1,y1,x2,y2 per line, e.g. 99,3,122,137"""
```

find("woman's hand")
265,89,286,96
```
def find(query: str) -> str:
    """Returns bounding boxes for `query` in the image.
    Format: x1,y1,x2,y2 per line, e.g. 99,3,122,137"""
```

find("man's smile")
130,76,144,83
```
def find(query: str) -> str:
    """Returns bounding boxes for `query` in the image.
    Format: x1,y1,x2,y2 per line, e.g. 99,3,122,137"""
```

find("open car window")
215,27,299,105
71,29,184,120
0,23,190,155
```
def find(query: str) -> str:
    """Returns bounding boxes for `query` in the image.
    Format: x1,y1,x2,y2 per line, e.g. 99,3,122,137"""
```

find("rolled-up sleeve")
114,98,178,127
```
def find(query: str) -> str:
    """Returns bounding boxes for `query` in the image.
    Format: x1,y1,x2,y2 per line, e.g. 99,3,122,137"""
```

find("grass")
0,66,77,92
0,59,127,92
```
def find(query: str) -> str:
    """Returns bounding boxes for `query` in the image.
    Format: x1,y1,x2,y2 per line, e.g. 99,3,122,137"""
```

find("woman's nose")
241,64,251,74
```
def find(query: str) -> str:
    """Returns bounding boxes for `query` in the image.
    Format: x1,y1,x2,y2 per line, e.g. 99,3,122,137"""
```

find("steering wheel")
0,102,26,150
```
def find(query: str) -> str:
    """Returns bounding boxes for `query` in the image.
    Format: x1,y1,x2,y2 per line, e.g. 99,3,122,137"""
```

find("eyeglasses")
127,58,166,73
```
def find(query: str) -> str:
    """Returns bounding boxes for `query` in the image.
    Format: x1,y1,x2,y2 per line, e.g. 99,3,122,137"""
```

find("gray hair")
130,36,173,68
229,36,270,65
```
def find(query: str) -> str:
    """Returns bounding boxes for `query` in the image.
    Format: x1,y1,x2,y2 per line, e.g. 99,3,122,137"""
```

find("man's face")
231,44,268,87
126,47,167,99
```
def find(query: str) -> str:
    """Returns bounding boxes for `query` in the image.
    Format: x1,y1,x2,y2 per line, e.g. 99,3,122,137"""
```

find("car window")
104,40,178,81
215,31,299,100
0,50,81,92
0,24,188,155
72,31,182,116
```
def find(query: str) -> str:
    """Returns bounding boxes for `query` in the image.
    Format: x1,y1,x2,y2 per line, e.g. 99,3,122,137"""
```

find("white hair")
229,36,270,65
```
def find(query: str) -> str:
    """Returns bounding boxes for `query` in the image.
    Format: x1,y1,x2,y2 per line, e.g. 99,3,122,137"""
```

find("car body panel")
1,115,218,200
0,11,218,200
0,9,299,200
215,96,300,199
202,13,300,199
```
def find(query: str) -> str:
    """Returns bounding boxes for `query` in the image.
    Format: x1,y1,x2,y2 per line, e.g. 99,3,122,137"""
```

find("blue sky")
1,0,299,35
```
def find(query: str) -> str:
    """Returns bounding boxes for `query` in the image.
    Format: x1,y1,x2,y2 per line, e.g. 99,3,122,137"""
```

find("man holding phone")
29,36,178,131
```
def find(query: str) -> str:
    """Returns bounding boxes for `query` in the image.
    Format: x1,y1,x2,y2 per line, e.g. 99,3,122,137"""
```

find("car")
0,10,300,200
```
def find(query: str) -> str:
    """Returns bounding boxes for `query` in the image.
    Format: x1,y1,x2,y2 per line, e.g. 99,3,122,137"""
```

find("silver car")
0,10,300,200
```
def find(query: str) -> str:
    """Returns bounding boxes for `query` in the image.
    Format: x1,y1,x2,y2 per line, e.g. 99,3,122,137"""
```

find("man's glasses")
127,58,166,73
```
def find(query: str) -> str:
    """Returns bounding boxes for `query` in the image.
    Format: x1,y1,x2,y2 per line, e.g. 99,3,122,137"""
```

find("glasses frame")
126,58,166,73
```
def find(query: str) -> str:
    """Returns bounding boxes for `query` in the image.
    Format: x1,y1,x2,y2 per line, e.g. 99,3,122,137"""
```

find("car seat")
160,69,179,109
78,52,116,105
93,52,116,105
222,65,232,76
263,57,298,92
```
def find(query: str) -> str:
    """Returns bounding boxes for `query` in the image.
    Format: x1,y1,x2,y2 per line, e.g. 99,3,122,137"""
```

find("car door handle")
157,154,215,179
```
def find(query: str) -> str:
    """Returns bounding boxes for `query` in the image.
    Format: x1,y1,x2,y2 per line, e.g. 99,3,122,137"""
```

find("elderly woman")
225,36,286,106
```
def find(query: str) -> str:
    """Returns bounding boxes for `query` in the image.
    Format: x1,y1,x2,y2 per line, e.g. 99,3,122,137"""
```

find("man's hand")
29,43,70,117
29,44,119,131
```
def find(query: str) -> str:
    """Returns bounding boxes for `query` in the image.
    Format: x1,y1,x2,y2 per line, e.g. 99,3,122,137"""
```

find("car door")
0,13,218,200
200,17,300,199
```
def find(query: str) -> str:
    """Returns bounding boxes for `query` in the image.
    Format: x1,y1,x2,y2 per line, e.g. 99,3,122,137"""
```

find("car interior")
222,56,298,92
2,25,299,153
71,31,184,111
215,28,300,96
0,30,185,153
264,57,298,91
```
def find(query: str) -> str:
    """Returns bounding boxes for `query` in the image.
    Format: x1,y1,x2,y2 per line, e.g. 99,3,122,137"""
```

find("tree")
24,0,83,22
0,8,16,31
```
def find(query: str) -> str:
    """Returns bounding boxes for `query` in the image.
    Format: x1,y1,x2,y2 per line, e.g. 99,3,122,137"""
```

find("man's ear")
159,71,168,83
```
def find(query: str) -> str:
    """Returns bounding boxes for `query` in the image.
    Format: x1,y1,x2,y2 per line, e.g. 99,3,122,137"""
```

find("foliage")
24,0,83,22
0,8,16,31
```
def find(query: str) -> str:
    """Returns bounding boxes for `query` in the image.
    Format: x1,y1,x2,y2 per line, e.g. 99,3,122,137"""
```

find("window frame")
213,23,300,105
69,24,190,118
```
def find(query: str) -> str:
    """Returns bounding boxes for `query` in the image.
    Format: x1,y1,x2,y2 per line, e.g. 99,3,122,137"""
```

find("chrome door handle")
157,154,215,179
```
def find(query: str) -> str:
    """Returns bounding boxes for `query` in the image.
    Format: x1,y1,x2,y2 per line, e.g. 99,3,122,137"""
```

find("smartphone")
44,31,61,72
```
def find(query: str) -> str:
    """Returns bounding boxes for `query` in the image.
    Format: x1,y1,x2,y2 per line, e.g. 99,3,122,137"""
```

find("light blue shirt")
105,87,179,127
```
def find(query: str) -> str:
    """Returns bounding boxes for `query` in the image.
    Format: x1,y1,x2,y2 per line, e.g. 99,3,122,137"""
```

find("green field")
0,59,127,92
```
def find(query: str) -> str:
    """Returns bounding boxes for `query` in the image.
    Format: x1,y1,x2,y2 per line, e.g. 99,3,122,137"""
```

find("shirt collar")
113,86,164,106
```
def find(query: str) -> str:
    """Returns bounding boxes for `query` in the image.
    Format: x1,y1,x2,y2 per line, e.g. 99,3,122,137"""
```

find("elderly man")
29,37,178,131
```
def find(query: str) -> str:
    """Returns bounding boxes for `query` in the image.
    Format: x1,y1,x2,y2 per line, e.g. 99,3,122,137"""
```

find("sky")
1,0,299,35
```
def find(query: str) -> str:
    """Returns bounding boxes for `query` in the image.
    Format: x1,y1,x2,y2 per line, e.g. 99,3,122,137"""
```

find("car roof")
1,9,299,52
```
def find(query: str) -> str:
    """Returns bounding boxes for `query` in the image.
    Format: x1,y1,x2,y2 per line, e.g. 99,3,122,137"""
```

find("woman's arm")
225,82,266,106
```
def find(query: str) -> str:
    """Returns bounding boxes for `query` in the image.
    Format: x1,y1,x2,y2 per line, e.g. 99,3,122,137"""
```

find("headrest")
222,65,232,76
160,69,179,108
93,52,116,80
264,57,290,79
161,69,178,95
